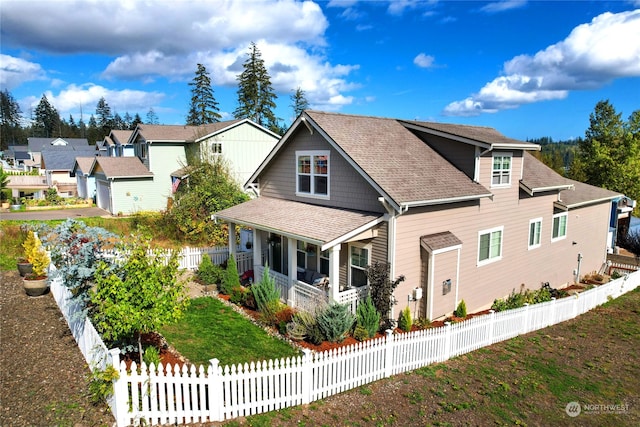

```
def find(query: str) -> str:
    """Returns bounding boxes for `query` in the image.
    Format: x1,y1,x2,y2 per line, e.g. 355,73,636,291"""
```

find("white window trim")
295,150,330,200
348,242,371,288
528,217,543,250
139,142,148,160
477,226,504,266
551,212,568,242
491,152,512,188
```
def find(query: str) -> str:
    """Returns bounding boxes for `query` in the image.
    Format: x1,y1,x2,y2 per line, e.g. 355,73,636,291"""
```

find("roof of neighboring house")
521,152,574,195
28,137,89,152
101,136,115,147
14,151,32,161
298,111,493,208
72,157,96,175
41,148,97,171
90,157,153,179
558,180,621,210
214,196,384,249
6,175,49,190
134,120,243,142
111,130,133,145
170,167,191,179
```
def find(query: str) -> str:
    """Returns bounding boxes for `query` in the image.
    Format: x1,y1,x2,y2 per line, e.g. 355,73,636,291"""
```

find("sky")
1,0,639,141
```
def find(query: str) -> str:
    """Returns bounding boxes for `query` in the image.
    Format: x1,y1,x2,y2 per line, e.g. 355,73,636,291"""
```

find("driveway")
0,207,111,221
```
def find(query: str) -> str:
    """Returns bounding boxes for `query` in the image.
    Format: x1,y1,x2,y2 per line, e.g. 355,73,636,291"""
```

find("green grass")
160,297,300,367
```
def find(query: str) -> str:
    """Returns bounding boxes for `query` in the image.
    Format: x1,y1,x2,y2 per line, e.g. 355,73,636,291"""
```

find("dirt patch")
0,270,114,426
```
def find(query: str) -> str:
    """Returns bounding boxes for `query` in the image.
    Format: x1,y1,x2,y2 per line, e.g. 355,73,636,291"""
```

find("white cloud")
22,83,165,121
0,55,46,89
480,0,527,14
444,9,640,116
414,53,436,68
1,0,361,111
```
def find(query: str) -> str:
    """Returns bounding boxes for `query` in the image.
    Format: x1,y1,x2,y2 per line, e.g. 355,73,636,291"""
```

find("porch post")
252,229,262,271
329,245,341,304
287,238,297,306
228,222,236,256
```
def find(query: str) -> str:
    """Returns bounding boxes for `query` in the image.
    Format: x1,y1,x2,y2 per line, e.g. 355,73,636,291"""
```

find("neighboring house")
213,111,621,320
5,175,49,200
99,130,134,157
40,147,97,197
99,119,281,213
89,157,155,215
5,145,31,169
72,157,97,200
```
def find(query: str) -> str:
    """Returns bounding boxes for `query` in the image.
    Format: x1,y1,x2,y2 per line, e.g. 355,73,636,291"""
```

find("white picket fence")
107,270,640,426
101,246,253,273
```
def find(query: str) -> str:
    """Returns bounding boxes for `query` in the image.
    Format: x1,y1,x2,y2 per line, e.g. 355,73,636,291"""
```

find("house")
5,145,31,170
98,130,134,157
72,157,97,200
213,111,621,320
90,157,155,214
28,137,90,167
40,147,98,197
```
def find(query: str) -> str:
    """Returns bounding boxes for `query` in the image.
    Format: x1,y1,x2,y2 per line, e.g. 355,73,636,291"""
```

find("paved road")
0,207,111,221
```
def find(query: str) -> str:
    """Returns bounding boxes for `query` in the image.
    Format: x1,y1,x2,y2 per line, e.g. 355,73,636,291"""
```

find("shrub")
317,303,355,343
398,306,413,332
414,317,432,330
143,346,161,366
454,299,467,318
356,296,380,338
252,266,280,314
220,255,240,294
229,286,249,305
366,261,405,330
196,255,224,285
353,325,369,342
286,310,323,345
23,231,49,278
88,365,119,405
491,285,553,312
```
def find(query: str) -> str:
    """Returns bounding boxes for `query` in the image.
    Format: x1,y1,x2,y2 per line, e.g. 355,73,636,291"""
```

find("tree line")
0,42,308,149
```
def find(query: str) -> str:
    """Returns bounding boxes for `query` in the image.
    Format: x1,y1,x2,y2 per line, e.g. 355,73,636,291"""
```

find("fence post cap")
385,329,393,337
209,358,220,369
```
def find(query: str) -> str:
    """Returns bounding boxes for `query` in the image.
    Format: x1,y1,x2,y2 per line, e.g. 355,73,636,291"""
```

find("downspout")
379,197,399,321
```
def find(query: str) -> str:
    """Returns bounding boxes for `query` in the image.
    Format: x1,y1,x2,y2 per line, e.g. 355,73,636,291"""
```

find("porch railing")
336,285,369,313
292,280,328,312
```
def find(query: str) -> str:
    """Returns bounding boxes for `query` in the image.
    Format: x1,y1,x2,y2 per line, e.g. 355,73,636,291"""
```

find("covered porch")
214,197,387,313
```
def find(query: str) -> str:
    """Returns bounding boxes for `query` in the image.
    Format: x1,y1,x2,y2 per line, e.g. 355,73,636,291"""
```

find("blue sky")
1,0,639,141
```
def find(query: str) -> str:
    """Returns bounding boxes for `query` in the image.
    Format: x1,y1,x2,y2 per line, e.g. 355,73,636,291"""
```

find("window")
528,218,542,249
139,143,148,159
478,226,503,265
211,142,222,154
492,153,512,186
296,151,329,198
296,241,307,269
552,213,568,241
349,245,369,287
320,250,330,276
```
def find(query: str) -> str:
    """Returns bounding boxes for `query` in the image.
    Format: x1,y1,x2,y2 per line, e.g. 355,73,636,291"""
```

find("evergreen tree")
0,89,22,149
186,63,221,125
86,115,101,144
33,94,60,138
131,113,143,129
290,87,309,118
234,42,278,130
146,108,159,124
95,97,113,136
123,112,133,130
68,115,79,137
112,112,125,130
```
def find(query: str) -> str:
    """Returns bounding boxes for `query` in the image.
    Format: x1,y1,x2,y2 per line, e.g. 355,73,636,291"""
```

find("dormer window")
296,150,329,198
139,142,148,159
491,153,512,187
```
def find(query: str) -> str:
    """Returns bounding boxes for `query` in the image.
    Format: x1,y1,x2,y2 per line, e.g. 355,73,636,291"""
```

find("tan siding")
259,128,385,213
371,222,388,264
394,192,611,319
430,249,459,318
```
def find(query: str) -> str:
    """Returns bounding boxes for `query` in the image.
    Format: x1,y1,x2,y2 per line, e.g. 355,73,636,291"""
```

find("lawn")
160,297,301,367
221,286,640,427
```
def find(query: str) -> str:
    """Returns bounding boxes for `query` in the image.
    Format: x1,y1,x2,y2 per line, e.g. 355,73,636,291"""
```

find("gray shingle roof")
92,157,153,179
28,137,89,152
214,197,383,246
136,120,243,142
420,231,463,252
521,152,574,194
304,111,491,206
558,180,621,209
41,148,97,171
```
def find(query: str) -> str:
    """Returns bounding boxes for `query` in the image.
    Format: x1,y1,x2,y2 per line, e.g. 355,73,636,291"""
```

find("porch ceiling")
214,197,384,246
